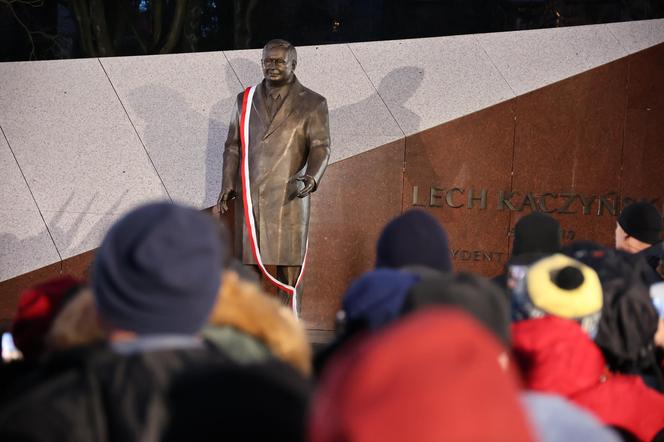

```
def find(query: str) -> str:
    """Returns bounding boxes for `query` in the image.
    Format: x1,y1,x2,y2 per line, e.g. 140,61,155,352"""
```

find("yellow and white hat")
526,254,603,319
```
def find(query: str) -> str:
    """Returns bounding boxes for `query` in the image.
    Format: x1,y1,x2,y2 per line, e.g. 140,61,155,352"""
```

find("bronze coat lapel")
262,78,303,140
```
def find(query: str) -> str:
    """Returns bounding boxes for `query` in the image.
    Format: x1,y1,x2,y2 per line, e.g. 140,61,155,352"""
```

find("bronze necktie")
268,93,281,120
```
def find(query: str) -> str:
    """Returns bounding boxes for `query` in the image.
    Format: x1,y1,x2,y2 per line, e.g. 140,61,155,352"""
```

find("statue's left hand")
295,175,316,198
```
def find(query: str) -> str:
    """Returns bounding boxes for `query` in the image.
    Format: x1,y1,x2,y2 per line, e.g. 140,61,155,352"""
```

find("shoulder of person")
0,343,109,404
0,346,109,440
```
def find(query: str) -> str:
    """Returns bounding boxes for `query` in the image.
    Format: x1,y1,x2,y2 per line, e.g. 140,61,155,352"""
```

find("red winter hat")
11,276,83,360
310,309,534,442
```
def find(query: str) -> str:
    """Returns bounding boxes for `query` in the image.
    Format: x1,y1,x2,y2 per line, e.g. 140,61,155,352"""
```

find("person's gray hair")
263,39,297,65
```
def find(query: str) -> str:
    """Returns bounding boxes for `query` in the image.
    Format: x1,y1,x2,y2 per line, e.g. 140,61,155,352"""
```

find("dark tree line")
0,0,230,60
2,0,663,62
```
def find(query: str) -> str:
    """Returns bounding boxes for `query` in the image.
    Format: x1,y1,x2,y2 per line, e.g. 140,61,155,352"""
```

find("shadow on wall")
206,64,244,207
0,191,127,282
325,65,424,163
0,62,425,282
0,229,57,282
125,63,240,209
214,59,424,165
206,58,261,208
371,65,423,135
43,191,128,256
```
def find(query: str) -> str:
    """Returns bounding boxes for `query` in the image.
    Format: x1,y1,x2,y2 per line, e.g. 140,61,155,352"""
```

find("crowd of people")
0,199,663,441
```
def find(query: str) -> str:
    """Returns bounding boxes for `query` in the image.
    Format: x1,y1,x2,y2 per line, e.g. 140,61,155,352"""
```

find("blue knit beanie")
341,269,420,330
376,210,452,272
93,202,226,335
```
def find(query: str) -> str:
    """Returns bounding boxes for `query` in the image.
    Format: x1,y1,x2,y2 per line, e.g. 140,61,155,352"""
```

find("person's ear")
291,59,297,71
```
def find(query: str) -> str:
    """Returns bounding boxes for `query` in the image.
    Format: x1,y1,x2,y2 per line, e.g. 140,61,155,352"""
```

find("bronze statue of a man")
217,39,331,314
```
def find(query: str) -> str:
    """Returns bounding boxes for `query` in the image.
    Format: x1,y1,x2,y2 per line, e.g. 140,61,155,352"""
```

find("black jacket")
0,342,235,441
638,241,664,285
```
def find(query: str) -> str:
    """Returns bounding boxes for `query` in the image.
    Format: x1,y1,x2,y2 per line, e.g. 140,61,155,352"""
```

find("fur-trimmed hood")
206,271,312,376
46,271,312,376
47,288,105,352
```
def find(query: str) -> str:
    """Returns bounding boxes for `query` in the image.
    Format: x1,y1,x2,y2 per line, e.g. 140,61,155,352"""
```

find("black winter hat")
618,202,663,245
93,202,227,335
401,271,511,345
512,212,562,256
376,210,452,272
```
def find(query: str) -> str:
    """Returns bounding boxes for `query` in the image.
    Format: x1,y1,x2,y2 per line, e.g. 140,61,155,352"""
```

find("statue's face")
262,46,295,85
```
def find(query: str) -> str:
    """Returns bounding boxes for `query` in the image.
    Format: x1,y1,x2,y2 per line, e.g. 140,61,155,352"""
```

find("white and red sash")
239,86,307,314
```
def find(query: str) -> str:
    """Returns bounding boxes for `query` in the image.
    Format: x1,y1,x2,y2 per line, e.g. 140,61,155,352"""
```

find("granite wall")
1,20,663,332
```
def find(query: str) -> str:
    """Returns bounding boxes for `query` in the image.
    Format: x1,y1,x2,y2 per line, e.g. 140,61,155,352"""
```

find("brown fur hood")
207,271,312,376
46,272,312,376
47,288,106,351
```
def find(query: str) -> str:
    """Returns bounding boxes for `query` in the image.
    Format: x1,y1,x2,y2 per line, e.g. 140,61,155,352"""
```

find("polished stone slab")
222,48,262,87
621,44,664,212
40,210,120,260
0,58,169,260
0,134,60,281
403,100,516,278
476,24,627,96
101,52,243,209
302,139,405,329
511,57,628,248
350,34,515,135
224,44,404,164
2,19,664,287
608,18,664,55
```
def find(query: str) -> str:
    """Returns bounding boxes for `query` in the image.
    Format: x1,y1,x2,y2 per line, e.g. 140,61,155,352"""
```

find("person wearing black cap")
375,209,452,273
616,201,664,283
512,212,563,258
492,212,562,290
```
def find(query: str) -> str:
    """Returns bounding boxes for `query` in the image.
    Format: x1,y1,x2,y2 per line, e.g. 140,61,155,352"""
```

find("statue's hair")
263,39,297,65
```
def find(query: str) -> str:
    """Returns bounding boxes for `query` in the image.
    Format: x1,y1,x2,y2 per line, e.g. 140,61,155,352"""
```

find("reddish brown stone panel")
621,44,664,226
511,58,629,249
4,45,663,331
61,249,96,282
404,100,516,277
301,140,405,330
625,44,664,112
0,249,101,322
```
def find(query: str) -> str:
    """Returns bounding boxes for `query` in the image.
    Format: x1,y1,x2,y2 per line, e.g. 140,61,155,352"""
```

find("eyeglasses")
262,58,287,67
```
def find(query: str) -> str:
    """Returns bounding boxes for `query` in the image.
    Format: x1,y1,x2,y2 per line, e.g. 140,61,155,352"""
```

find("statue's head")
262,39,297,86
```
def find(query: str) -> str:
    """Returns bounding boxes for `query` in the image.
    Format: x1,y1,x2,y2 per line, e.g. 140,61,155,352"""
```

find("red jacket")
512,316,664,441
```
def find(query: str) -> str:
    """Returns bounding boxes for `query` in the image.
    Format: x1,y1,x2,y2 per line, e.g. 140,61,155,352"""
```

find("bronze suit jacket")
222,77,331,265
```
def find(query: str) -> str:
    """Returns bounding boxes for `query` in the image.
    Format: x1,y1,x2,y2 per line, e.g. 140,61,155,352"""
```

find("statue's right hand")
217,188,236,214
